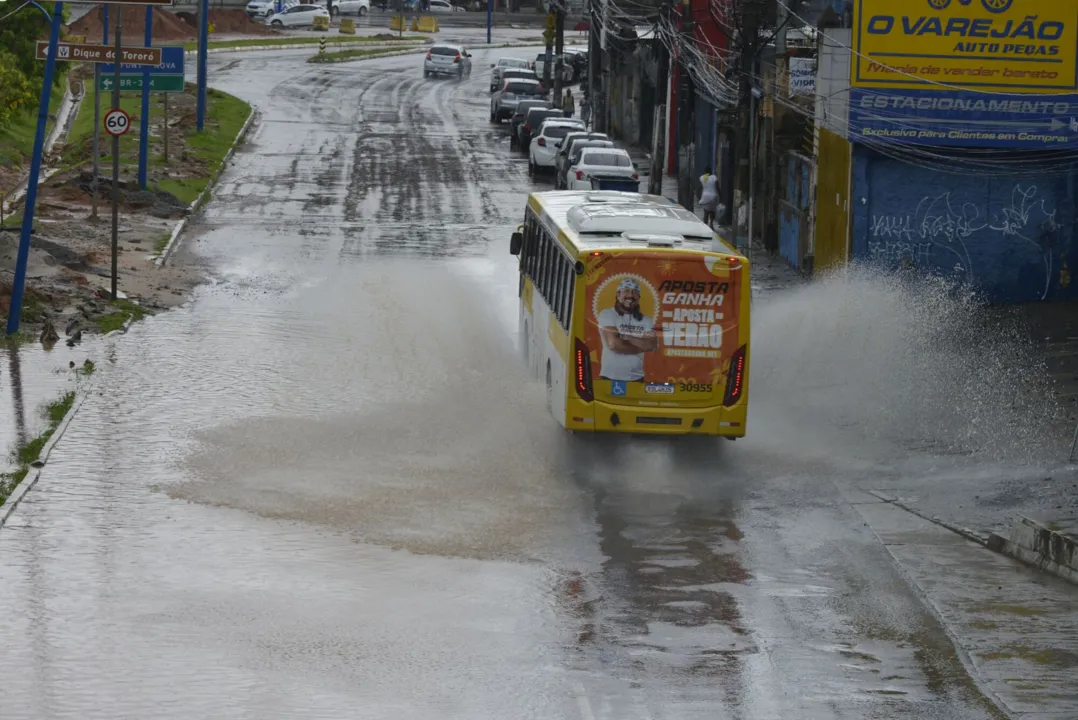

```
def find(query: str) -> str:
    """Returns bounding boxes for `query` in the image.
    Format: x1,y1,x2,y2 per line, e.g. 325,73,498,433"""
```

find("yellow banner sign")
851,0,1078,93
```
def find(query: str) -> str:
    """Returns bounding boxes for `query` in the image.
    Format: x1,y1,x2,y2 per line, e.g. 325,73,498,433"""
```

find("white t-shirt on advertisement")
597,307,654,381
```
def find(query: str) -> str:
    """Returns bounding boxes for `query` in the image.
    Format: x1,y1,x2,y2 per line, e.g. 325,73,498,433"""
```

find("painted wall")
851,146,1078,302
814,128,851,271
779,152,814,270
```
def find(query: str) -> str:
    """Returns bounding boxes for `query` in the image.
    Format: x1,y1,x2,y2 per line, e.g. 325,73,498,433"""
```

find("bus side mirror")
510,232,523,255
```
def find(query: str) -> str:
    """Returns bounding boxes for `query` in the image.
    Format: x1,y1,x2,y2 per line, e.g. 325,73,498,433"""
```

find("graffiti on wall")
868,185,1061,298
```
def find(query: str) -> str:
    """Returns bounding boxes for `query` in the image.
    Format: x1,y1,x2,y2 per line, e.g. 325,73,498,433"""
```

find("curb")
0,390,85,531
987,515,1078,586
308,45,429,63
866,490,989,546
0,77,77,219
156,105,257,266
182,39,429,56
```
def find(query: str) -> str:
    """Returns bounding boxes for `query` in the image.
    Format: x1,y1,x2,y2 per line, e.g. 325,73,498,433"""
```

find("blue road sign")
99,45,184,76
849,88,1078,150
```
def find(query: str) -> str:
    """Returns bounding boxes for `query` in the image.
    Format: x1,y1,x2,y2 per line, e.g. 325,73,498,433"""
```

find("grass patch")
67,84,250,206
154,231,172,254
183,35,425,51
0,71,68,171
0,212,24,228
93,298,149,334
308,46,417,63
0,390,76,506
78,359,95,376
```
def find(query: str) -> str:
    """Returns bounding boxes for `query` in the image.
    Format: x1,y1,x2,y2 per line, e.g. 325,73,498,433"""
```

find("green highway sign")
98,74,185,93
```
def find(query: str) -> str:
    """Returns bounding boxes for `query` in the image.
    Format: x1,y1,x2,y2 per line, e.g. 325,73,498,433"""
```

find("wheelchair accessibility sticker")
610,380,627,397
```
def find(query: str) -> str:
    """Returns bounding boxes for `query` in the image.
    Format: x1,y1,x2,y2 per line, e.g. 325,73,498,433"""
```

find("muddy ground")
0,67,225,343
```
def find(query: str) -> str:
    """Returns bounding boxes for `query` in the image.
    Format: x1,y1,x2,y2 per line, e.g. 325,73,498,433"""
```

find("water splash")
748,265,1063,464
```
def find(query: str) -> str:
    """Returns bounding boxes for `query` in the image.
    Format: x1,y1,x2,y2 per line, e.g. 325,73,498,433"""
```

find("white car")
428,0,466,11
268,3,330,26
490,57,531,91
334,0,370,14
424,43,473,79
245,0,296,18
565,147,638,190
528,120,586,176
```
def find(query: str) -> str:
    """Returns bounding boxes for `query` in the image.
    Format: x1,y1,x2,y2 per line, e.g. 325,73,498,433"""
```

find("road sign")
99,74,185,93
545,12,555,30
100,45,184,76
36,41,162,65
104,109,131,137
542,27,555,44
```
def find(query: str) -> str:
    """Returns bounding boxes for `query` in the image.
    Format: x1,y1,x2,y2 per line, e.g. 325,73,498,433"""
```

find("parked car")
554,132,612,188
533,52,574,83
507,99,551,146
518,107,575,152
491,68,538,93
489,58,532,91
428,0,466,10
528,120,584,176
246,0,296,18
490,78,545,122
424,44,473,79
334,0,370,14
565,147,637,190
268,3,330,26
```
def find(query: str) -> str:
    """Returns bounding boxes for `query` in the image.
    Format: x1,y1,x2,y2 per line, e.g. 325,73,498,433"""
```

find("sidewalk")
626,144,806,301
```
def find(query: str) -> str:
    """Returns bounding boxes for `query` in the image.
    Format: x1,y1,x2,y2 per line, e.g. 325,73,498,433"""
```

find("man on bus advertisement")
585,253,741,394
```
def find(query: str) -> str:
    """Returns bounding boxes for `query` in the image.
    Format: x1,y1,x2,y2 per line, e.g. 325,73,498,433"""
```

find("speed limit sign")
104,108,130,137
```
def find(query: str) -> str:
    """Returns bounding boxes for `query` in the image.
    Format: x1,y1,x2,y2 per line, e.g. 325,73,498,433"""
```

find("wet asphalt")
0,48,1070,719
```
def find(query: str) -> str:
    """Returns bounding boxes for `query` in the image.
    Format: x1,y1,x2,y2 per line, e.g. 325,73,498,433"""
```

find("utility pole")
542,5,554,96
735,0,763,250
91,4,110,222
552,2,564,110
111,7,122,301
649,6,669,196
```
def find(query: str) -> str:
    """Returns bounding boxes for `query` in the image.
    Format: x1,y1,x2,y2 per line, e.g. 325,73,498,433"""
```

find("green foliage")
0,2,65,86
0,52,36,132
0,2,67,133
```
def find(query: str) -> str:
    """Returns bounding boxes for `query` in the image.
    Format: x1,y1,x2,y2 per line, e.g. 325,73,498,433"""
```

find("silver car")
489,57,531,91
424,44,473,80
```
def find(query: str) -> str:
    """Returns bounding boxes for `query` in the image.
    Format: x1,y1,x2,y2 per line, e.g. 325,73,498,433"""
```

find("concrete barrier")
988,516,1078,585
339,17,356,33
416,15,438,32
312,14,329,30
389,14,406,30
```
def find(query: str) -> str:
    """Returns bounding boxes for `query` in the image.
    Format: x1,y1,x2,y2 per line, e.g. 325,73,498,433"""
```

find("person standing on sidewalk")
699,168,720,229
580,91,591,129
563,89,575,119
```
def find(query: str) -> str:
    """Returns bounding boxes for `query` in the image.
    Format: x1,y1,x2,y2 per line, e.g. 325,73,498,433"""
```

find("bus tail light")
723,345,747,407
537,137,546,147
574,339,594,402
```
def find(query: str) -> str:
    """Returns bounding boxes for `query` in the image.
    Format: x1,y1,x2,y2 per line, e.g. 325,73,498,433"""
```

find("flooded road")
0,48,1073,719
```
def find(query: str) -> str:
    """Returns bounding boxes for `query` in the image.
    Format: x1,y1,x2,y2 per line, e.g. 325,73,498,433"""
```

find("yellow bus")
509,190,751,438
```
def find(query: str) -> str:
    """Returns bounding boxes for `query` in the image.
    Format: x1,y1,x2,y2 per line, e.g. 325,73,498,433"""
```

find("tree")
0,3,68,131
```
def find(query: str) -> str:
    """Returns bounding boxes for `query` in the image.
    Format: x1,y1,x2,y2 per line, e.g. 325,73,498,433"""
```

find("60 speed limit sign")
104,108,131,137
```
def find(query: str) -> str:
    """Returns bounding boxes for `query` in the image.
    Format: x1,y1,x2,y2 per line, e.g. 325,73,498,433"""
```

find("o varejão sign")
851,0,1078,93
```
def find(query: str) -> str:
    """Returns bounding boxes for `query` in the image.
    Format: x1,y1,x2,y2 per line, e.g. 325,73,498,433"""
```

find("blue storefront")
849,145,1078,302
845,0,1078,302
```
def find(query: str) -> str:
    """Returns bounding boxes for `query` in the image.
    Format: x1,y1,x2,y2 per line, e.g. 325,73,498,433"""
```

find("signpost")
7,0,177,335
99,74,184,92
34,41,162,65
104,108,131,136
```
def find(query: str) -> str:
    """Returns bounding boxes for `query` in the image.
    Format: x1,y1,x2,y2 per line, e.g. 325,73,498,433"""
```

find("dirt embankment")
67,7,274,43
0,69,228,342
